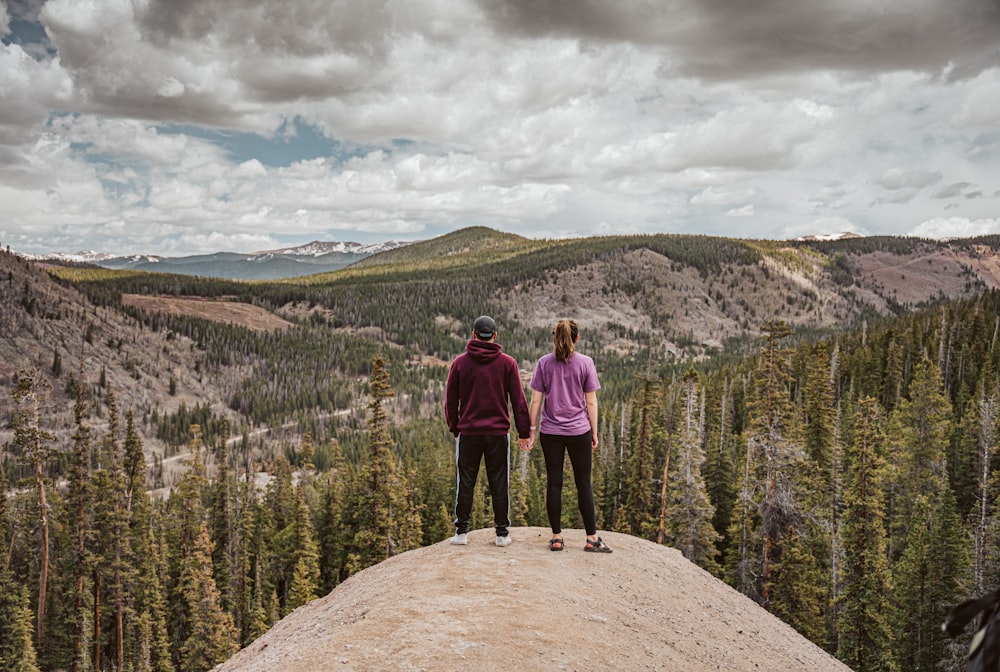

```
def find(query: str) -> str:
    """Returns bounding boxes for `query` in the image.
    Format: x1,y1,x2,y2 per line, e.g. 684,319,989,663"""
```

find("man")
445,315,531,547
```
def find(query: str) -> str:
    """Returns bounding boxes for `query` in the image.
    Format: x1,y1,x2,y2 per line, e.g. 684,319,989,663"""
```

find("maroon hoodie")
445,339,530,438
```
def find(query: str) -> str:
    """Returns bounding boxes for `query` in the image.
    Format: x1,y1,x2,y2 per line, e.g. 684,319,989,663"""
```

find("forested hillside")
5,229,1000,670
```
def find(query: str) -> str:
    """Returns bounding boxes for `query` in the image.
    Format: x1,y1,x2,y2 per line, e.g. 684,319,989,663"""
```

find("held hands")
517,429,536,451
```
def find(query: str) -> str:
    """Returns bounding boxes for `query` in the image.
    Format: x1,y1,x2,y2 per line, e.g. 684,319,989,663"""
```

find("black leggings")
540,431,596,536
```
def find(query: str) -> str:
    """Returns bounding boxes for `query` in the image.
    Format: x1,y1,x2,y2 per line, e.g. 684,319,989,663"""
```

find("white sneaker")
495,535,512,547
449,533,468,545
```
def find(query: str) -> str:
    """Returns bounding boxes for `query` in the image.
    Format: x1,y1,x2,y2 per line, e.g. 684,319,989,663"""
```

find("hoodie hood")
465,338,502,364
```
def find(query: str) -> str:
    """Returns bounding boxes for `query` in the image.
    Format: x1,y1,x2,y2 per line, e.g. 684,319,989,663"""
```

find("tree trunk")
93,570,101,669
36,459,49,646
116,535,124,671
656,433,672,545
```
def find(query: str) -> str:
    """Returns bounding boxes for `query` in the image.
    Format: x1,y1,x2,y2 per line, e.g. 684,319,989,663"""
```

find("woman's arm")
528,389,544,448
585,390,598,449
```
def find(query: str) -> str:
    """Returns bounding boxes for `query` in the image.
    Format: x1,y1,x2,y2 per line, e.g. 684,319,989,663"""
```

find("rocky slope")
216,528,851,672
0,249,236,459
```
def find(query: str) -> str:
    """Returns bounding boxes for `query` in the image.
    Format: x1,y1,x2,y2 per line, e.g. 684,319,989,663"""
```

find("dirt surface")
121,294,294,332
216,527,851,672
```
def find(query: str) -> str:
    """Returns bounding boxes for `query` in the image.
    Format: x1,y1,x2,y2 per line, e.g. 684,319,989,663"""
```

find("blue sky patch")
158,118,368,168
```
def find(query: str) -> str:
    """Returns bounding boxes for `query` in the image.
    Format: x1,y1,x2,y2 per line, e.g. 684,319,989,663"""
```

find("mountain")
17,250,119,263
0,247,232,460
216,528,850,672
257,239,407,256
13,227,1000,461
348,225,532,269
6,227,1000,670
19,239,413,280
794,231,865,242
14,227,1000,443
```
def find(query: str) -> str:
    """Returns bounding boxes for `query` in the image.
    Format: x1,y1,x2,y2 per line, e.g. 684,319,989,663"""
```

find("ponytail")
553,319,578,363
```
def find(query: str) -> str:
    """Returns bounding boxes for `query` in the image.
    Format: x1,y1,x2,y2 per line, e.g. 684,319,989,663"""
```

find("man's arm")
508,360,531,439
445,362,461,436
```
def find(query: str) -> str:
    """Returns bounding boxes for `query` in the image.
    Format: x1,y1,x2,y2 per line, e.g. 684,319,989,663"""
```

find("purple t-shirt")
529,352,601,436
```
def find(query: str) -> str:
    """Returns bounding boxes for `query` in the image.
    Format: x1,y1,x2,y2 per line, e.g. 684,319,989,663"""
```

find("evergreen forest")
5,229,1000,671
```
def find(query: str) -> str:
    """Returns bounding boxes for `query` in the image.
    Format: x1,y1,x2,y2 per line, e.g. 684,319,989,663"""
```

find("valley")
4,227,1000,670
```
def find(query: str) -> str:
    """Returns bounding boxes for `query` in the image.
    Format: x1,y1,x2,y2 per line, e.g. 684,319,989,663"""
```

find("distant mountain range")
18,232,868,280
20,240,413,280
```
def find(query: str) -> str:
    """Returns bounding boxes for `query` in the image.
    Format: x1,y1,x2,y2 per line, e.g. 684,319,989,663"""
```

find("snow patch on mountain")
256,240,411,257
19,250,119,263
793,232,864,242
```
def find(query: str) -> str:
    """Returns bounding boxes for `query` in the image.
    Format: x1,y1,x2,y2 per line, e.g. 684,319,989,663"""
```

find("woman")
528,319,612,552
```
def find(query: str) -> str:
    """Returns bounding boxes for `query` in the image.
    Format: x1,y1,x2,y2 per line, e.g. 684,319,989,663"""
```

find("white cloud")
691,186,758,207
932,182,973,199
957,78,1000,127
908,217,1000,239
0,41,72,149
156,76,185,98
875,168,942,191
725,205,754,217
0,0,998,254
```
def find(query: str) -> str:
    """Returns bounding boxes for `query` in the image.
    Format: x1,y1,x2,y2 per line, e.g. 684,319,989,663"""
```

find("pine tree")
286,491,321,611
9,369,55,650
264,456,297,612
315,458,347,593
767,531,827,646
624,378,664,538
883,357,962,669
754,322,803,608
125,414,172,672
65,376,92,672
299,432,315,489
165,427,210,667
972,384,998,594
665,370,721,572
408,428,456,544
612,504,632,534
245,499,276,644
209,426,236,619
952,387,981,519
836,397,896,672
0,466,9,566
525,455,546,528
509,449,530,527
0,570,41,672
890,495,937,671
179,524,237,672
726,323,805,605
926,490,971,668
95,391,131,672
886,357,951,554
703,377,737,568
798,341,839,645
345,357,423,571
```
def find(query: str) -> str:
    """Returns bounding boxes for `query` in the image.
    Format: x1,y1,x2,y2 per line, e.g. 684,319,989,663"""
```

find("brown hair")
552,319,579,363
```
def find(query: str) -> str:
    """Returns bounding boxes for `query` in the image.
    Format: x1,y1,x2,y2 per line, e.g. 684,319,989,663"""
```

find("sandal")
584,537,612,553
549,537,564,552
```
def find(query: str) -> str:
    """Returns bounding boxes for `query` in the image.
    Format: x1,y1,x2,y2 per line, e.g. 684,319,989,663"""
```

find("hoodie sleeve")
445,359,461,436
507,358,531,438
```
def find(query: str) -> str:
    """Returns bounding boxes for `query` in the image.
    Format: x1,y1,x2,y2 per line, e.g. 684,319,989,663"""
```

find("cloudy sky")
1,0,999,256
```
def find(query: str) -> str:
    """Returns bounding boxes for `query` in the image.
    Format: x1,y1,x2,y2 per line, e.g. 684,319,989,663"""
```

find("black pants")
454,434,510,536
541,431,596,536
